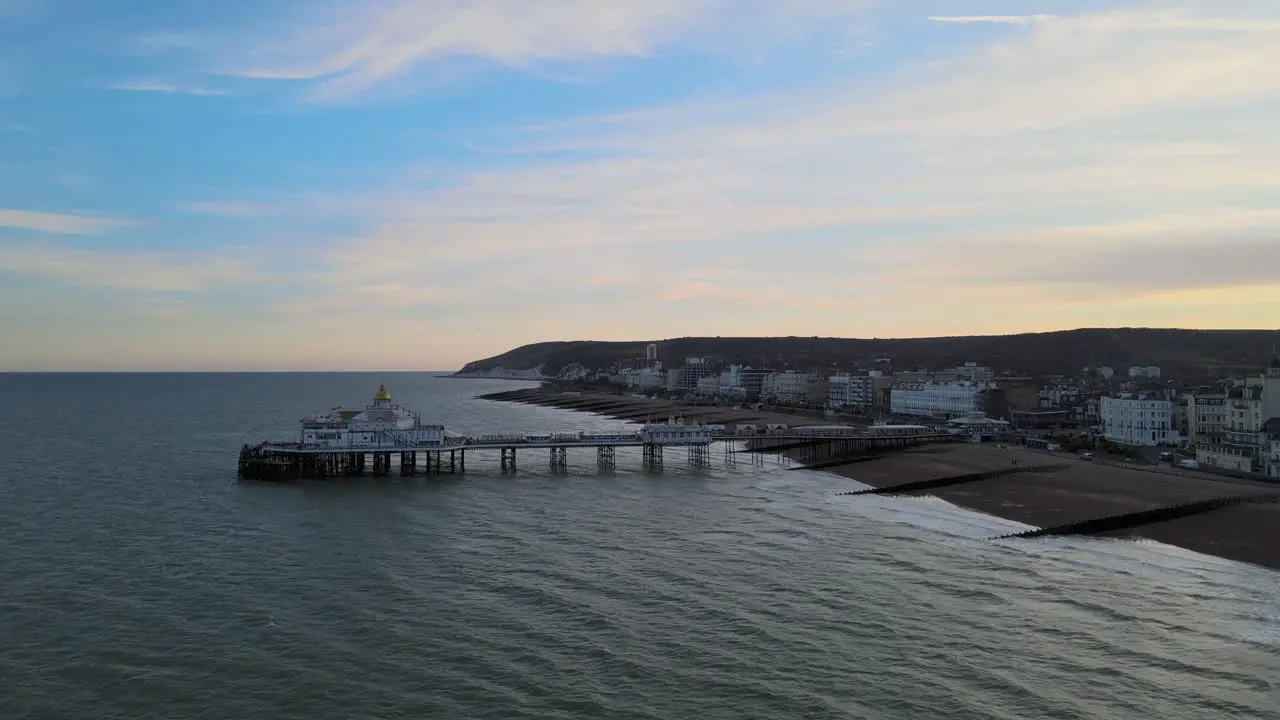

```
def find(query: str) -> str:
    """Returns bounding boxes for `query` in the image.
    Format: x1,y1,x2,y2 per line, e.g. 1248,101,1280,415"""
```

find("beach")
482,388,1280,571
815,443,1280,570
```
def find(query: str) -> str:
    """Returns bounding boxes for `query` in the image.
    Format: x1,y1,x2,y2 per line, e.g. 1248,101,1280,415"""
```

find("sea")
1,372,1277,720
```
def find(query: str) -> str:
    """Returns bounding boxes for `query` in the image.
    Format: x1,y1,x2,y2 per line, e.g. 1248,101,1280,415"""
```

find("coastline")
480,388,1280,572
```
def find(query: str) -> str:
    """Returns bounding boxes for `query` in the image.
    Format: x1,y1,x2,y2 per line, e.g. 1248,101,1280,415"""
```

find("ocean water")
1,372,1277,720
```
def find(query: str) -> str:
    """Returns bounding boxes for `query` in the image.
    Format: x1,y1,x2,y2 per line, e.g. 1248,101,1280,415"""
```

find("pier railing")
274,429,948,453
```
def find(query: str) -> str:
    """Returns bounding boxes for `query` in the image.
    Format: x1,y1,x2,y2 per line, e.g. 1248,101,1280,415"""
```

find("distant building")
717,365,749,399
696,374,720,395
1099,395,1180,446
1097,366,1115,379
946,413,1012,438
1198,386,1267,472
667,357,714,394
1128,366,1162,379
956,362,994,384
614,367,665,392
827,372,888,412
736,367,773,400
645,343,659,363
762,371,824,404
1039,384,1081,408
890,381,986,419
1185,393,1228,445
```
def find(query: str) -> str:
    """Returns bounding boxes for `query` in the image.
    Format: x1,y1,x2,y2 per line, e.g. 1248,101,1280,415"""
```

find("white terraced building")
890,381,986,419
1099,395,1180,446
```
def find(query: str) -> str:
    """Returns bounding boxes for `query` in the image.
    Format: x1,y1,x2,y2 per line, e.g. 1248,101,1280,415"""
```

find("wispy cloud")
0,208,137,235
289,4,1280,321
0,243,259,292
928,15,1058,24
106,79,228,96
222,0,874,99
134,297,187,319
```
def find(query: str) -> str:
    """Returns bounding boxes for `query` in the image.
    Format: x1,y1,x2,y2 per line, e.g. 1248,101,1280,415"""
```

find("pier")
237,384,954,480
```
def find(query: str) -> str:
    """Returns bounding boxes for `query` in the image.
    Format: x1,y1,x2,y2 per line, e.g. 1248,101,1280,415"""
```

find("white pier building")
301,384,449,449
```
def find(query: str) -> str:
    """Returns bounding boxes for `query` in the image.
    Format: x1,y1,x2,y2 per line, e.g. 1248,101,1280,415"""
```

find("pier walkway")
238,430,955,480
236,383,955,480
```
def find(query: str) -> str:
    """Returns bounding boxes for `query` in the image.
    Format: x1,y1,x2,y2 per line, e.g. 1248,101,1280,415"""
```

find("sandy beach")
481,388,1280,571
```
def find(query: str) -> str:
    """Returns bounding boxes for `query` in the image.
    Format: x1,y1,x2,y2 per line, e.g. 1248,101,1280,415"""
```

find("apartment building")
1099,395,1180,446
890,381,986,419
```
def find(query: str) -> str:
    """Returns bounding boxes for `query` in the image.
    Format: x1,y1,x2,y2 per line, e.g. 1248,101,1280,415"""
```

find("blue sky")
1,0,1278,370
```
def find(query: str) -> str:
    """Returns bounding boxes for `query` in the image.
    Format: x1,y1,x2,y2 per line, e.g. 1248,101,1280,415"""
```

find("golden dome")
374,383,391,401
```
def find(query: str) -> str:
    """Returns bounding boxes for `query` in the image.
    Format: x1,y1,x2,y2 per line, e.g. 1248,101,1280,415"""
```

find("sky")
1,0,1278,371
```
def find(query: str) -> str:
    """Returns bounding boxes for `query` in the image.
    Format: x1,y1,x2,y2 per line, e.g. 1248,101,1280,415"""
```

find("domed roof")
374,383,392,402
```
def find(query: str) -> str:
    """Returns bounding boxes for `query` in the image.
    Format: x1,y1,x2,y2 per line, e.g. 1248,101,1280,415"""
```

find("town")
505,341,1280,480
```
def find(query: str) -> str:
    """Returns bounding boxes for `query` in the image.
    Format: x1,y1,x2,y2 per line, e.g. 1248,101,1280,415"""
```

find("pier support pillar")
549,447,567,473
688,443,710,468
449,450,456,473
459,449,466,473
501,448,517,473
642,444,663,472
597,446,615,471
723,441,736,467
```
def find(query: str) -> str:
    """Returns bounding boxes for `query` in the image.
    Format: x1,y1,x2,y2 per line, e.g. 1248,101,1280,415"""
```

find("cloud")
16,1,1279,371
106,80,228,96
134,297,187,319
0,244,259,292
0,208,136,235
285,3,1280,323
222,0,875,99
928,15,1058,24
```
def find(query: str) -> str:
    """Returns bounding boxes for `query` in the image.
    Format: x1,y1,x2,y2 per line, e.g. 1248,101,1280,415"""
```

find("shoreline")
480,388,1280,572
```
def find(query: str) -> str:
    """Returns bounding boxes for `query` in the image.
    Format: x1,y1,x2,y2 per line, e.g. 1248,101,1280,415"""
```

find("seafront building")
1184,393,1228,445
1098,395,1180,446
1194,363,1280,472
826,372,888,413
945,413,1012,438
761,370,824,405
1195,386,1264,471
889,381,987,419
